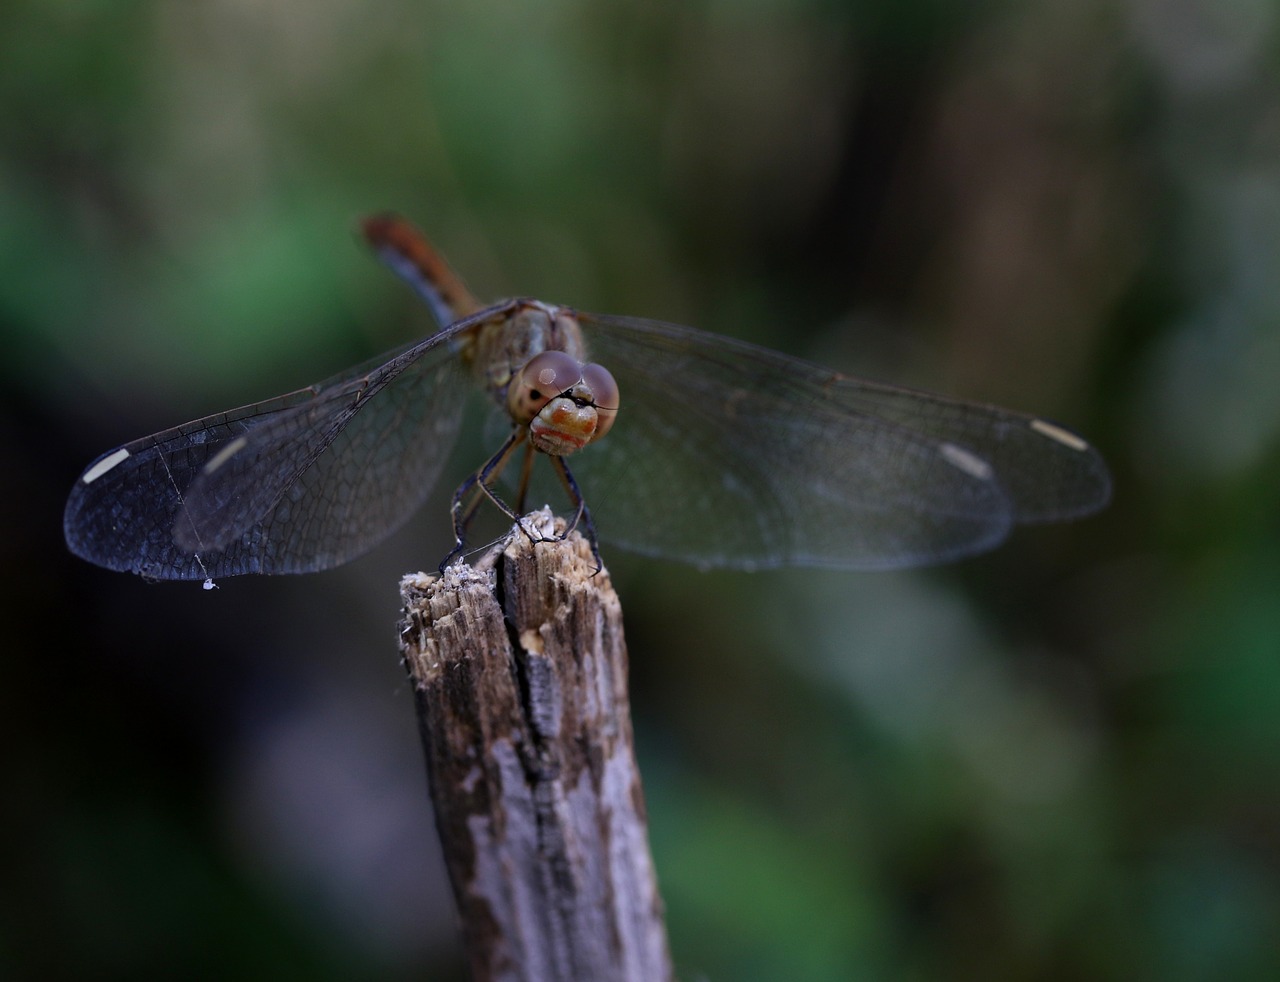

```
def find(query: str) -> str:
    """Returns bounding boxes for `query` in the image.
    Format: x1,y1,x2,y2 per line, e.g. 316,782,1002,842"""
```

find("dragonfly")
64,214,1111,584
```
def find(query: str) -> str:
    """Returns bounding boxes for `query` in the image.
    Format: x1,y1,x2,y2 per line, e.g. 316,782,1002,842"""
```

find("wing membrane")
572,313,1109,570
64,319,480,579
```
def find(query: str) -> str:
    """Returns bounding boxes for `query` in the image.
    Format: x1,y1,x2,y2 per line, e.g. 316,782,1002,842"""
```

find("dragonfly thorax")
470,300,588,405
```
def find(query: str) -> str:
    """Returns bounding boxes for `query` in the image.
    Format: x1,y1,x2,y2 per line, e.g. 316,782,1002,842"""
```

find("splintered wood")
398,511,672,982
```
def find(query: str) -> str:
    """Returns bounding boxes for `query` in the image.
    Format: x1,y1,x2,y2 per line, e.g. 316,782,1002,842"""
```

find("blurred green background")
4,0,1279,978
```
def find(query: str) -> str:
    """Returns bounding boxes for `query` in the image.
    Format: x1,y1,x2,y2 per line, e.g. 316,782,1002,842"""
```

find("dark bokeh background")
5,1,1279,979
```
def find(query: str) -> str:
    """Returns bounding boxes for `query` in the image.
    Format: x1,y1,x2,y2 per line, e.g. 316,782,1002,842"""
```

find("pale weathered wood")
398,509,672,982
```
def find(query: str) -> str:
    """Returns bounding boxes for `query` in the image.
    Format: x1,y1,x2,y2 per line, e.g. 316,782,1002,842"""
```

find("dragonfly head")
508,350,619,456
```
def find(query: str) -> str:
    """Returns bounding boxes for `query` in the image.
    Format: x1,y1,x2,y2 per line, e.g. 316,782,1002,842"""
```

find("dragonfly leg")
551,456,602,574
476,476,541,542
442,472,482,570
442,431,526,570
514,442,536,514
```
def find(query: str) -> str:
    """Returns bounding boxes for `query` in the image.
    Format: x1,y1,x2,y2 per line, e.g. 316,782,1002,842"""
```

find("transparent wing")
64,317,483,580
570,313,1111,570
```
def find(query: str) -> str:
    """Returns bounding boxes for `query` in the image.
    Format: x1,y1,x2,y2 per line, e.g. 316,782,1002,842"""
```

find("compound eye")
508,350,583,423
581,362,619,441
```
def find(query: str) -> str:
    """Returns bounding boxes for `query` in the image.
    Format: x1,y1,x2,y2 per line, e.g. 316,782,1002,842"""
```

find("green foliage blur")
4,0,1279,978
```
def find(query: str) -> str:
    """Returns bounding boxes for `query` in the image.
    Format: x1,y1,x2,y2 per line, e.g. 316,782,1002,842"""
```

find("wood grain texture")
399,510,672,982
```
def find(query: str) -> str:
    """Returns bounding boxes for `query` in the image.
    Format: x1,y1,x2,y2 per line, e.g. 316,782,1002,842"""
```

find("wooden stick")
398,509,673,982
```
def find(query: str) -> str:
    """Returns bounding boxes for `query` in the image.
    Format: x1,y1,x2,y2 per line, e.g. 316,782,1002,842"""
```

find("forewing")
572,313,1108,570
827,378,1111,523
64,323,476,579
